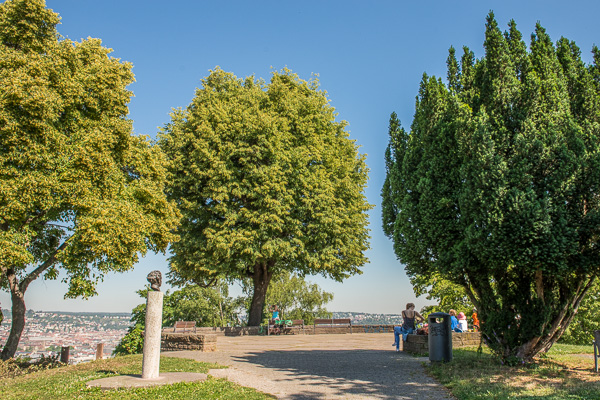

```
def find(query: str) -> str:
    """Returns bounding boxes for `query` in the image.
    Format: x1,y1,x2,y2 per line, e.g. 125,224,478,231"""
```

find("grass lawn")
427,344,600,400
0,354,275,400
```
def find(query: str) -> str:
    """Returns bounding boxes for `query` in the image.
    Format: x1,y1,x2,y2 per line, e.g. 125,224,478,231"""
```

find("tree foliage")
159,68,372,325
382,13,600,361
112,326,144,356
0,0,179,359
412,273,474,316
560,281,600,345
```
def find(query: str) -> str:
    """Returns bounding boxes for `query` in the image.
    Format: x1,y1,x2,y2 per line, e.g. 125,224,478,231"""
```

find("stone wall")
403,332,481,355
164,326,261,337
162,324,397,337
161,332,217,352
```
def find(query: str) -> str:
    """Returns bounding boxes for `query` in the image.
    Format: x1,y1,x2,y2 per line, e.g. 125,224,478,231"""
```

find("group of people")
448,309,479,333
392,303,479,352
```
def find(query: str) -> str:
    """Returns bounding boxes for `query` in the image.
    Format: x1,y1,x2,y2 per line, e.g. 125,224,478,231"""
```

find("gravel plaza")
167,332,455,400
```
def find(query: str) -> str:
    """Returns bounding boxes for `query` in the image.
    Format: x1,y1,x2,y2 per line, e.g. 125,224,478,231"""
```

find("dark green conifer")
382,12,600,361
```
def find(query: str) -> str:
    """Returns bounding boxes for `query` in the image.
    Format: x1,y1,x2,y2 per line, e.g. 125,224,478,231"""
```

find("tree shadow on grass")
230,349,453,400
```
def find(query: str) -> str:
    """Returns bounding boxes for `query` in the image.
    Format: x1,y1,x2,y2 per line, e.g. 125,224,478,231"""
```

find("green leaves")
0,0,180,358
160,67,372,325
382,12,600,361
160,67,372,283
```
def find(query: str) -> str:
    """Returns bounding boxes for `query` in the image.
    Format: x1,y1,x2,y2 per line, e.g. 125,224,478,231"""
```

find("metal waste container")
428,312,452,362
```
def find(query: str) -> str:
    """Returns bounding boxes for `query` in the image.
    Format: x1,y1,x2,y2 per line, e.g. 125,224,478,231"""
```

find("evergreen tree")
382,12,600,361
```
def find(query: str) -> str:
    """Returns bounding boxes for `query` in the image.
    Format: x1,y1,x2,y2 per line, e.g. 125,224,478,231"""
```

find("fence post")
60,346,70,364
95,343,104,360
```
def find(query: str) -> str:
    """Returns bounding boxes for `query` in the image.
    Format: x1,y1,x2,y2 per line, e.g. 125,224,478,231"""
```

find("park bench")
594,330,600,372
268,319,305,335
313,318,352,334
283,319,305,334
363,324,394,333
173,320,197,333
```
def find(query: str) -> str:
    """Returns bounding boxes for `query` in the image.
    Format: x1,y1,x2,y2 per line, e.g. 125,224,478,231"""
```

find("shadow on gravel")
231,349,451,400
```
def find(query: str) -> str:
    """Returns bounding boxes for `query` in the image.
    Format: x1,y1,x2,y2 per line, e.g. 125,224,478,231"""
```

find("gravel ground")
166,333,455,400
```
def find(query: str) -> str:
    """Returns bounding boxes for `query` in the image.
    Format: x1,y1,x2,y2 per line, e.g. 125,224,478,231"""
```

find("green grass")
0,355,275,400
548,343,595,355
426,346,600,400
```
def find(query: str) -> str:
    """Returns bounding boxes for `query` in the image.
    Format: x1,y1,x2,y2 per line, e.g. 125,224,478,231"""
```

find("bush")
113,326,144,356
0,354,64,379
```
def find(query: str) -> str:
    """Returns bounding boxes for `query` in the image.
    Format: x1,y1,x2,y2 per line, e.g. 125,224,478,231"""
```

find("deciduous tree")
382,13,600,361
159,68,372,326
0,0,179,359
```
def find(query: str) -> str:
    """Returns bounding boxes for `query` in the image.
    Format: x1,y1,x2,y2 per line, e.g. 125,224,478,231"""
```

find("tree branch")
20,235,73,292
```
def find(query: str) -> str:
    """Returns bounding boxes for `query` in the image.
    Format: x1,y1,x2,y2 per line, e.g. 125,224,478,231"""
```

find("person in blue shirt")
270,304,280,321
449,309,463,332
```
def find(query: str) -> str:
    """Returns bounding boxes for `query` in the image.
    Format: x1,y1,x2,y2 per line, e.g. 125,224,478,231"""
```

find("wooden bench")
594,330,600,372
313,318,352,334
173,320,196,333
268,319,305,335
363,324,394,333
282,319,305,335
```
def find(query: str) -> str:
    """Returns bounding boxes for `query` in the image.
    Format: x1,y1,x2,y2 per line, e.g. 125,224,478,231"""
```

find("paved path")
166,333,454,400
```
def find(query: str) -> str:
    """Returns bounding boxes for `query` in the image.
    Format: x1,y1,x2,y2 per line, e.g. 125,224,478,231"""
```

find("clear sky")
2,0,600,314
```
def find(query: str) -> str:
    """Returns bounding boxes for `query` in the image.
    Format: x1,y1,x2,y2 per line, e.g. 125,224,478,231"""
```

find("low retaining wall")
162,324,398,337
403,332,481,354
164,326,261,337
161,332,217,352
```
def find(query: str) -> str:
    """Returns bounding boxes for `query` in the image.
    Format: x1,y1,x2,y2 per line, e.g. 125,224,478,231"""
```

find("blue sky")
2,0,599,314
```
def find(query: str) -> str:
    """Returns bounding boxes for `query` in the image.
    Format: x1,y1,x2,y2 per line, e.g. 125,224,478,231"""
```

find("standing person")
471,308,479,332
393,303,424,352
457,312,468,332
269,304,280,321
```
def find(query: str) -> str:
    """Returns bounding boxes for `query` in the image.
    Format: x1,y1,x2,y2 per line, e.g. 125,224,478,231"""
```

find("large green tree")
0,0,179,359
382,13,600,361
159,68,372,326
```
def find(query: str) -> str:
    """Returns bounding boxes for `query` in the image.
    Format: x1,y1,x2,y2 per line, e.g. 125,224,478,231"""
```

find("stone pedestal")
403,332,482,355
142,290,163,379
161,333,217,352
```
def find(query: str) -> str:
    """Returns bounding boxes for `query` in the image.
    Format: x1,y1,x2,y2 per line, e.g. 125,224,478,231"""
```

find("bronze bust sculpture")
146,270,162,291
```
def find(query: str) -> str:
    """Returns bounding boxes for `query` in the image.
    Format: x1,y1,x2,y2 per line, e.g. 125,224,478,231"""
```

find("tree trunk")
247,261,274,326
1,282,27,360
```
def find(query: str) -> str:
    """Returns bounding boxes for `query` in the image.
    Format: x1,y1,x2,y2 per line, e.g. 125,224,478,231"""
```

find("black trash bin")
428,312,452,362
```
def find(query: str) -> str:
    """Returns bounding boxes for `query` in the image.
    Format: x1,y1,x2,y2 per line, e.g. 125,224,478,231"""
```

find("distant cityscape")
332,312,403,326
0,309,403,363
0,309,130,364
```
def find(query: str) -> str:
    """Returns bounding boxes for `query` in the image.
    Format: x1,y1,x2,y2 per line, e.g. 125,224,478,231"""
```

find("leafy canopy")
0,0,179,358
382,13,600,361
159,67,372,324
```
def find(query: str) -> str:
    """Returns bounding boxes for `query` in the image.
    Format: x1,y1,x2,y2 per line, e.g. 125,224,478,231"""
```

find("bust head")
146,270,162,291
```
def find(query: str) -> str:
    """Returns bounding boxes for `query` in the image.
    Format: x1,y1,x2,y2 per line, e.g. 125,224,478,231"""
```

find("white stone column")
142,290,163,379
